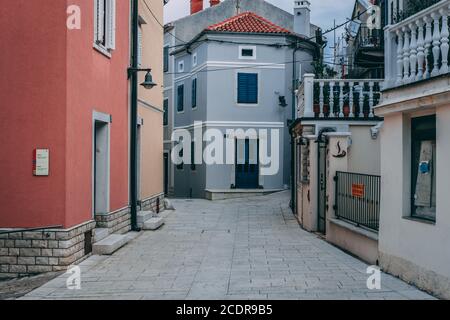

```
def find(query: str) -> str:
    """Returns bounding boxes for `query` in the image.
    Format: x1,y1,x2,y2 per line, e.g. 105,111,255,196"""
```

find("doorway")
235,138,259,189
93,120,110,216
317,132,330,234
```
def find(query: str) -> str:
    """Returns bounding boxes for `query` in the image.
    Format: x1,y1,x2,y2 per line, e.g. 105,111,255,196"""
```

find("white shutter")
94,0,99,42
97,0,105,45
249,139,258,165
237,139,245,164
106,0,116,50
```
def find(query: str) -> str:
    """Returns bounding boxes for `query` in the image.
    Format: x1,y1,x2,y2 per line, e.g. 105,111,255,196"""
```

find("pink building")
0,0,132,277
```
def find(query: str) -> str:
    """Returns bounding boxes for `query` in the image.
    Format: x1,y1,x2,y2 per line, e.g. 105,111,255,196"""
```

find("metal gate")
317,137,328,234
334,171,381,232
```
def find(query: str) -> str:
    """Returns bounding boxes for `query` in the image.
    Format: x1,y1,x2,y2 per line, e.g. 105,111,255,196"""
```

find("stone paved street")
21,192,435,300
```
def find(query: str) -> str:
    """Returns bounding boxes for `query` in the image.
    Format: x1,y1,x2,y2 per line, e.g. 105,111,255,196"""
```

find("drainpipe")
130,0,139,231
290,43,302,212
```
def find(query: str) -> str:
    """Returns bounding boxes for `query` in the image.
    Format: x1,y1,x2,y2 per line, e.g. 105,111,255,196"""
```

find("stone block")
27,265,53,273
18,257,35,265
0,256,17,264
92,234,129,255
15,240,32,248
8,248,19,256
32,240,48,248
41,249,53,257
143,218,165,231
22,231,44,240
36,257,49,265
9,265,27,273
19,248,41,257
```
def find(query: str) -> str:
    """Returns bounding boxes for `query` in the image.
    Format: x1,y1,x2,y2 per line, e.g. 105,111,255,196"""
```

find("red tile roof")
206,12,293,35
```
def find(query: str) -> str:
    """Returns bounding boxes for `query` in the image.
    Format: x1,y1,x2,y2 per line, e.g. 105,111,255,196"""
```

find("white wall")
378,106,450,299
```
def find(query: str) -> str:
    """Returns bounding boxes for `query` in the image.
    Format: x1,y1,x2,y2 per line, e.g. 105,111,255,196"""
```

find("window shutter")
238,73,247,103
106,0,116,50
95,0,105,44
192,78,197,108
247,74,258,104
177,85,184,112
238,73,258,104
94,0,99,42
163,47,169,72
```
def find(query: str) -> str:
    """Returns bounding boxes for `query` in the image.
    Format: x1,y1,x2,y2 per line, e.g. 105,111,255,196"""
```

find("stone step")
92,234,129,255
137,211,153,228
93,228,109,243
143,217,165,231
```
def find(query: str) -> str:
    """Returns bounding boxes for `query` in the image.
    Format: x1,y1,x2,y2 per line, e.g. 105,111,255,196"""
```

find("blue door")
235,139,259,189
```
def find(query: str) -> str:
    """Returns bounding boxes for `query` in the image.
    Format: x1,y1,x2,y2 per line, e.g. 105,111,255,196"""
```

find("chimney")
210,0,220,7
294,1,311,37
191,0,203,15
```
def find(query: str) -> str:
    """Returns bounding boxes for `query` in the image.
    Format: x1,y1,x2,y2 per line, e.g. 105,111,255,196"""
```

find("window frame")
239,45,257,60
236,71,259,106
176,84,185,113
178,60,185,73
410,115,436,223
191,77,198,109
163,46,169,73
94,0,116,57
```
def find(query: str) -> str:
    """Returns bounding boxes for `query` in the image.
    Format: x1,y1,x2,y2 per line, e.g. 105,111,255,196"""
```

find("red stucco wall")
0,0,68,228
65,0,130,228
0,0,130,229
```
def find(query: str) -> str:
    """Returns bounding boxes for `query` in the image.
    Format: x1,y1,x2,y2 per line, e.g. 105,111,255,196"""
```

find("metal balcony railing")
334,171,381,232
384,0,450,89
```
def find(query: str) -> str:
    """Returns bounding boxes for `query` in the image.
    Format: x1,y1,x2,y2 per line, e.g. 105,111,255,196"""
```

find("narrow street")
21,192,433,300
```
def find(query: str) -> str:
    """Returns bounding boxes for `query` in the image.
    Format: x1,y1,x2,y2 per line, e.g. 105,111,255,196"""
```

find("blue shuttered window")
177,84,184,112
237,73,258,104
192,78,197,109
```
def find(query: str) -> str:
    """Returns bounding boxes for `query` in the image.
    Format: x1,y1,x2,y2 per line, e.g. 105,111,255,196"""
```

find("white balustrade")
385,0,450,89
296,75,383,119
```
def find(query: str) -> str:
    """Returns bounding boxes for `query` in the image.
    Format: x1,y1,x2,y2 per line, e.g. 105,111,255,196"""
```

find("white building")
375,0,450,299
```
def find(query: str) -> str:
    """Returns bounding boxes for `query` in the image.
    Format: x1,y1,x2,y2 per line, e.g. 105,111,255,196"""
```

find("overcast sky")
164,0,354,38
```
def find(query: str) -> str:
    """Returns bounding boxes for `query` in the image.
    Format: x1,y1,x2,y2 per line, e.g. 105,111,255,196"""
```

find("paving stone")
21,192,434,300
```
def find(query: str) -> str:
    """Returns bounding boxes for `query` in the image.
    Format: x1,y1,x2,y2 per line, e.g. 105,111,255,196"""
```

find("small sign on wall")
33,149,49,176
351,183,365,198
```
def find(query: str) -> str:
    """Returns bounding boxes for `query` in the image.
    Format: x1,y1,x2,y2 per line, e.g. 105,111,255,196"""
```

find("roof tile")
206,12,293,35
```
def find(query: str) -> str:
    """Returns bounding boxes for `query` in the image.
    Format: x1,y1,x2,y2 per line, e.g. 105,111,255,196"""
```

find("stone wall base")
379,251,450,299
140,193,165,213
95,206,131,235
0,221,96,279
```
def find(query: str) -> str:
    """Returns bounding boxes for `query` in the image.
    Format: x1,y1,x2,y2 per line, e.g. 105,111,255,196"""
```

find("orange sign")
352,183,365,198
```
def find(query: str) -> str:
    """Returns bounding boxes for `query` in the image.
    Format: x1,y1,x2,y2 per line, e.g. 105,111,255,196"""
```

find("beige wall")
376,101,450,299
138,0,164,200
348,126,381,176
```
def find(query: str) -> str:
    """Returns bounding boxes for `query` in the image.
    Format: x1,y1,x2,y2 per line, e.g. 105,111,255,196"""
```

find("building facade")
375,0,450,299
164,0,320,198
0,0,164,278
137,0,165,212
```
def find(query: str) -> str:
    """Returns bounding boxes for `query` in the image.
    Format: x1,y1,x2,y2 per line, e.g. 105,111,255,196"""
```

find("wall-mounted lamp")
128,68,157,89
279,96,288,107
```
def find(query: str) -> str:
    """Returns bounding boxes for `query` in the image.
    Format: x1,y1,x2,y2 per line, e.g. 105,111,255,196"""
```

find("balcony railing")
384,0,450,89
297,74,383,119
